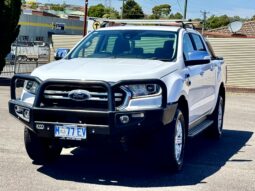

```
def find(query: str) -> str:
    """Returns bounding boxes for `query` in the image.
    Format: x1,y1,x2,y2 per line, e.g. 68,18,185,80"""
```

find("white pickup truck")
9,23,226,171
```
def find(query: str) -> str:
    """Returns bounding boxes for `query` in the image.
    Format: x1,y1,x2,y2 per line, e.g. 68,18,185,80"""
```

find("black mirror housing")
185,59,211,66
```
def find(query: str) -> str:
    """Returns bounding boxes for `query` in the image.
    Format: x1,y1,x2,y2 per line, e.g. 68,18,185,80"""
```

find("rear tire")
154,109,186,172
208,95,224,139
24,127,62,164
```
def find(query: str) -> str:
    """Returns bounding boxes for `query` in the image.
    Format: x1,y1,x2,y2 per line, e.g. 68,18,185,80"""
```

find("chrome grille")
40,85,126,110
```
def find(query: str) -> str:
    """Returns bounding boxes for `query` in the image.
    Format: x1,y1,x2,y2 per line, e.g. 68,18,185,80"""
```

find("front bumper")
8,74,177,140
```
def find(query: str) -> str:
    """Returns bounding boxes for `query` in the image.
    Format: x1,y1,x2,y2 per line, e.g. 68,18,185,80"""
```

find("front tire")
24,127,62,164
155,109,186,172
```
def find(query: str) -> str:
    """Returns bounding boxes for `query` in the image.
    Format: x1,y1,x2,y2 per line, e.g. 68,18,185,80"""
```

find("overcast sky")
36,0,255,19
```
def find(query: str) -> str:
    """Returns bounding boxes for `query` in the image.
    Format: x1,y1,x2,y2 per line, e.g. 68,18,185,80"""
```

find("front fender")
161,72,188,104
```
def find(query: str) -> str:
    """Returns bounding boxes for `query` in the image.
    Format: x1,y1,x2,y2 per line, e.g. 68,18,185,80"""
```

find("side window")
183,33,194,60
191,34,206,51
205,40,216,58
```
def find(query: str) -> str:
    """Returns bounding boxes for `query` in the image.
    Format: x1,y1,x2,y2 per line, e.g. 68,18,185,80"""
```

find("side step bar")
188,119,214,138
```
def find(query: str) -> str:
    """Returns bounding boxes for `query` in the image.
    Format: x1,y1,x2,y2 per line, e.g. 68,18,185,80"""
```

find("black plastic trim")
8,74,176,139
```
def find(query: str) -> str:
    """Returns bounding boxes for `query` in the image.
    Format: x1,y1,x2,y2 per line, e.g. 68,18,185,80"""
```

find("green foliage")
152,4,171,19
0,0,21,72
21,0,26,5
206,15,230,29
251,15,255,21
123,0,144,19
29,2,38,9
103,7,120,19
88,4,105,18
148,14,158,19
51,4,65,11
88,4,120,19
169,12,183,19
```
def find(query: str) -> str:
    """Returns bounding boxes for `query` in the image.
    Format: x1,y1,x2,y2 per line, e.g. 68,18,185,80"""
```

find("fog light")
120,115,130,124
23,109,30,121
14,105,30,122
14,105,23,114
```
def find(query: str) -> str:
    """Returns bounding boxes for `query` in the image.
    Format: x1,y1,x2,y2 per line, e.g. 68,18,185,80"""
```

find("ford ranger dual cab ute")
9,24,226,171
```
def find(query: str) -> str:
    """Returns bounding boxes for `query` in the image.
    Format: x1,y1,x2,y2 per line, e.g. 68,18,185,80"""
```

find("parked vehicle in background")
11,41,50,62
9,21,226,172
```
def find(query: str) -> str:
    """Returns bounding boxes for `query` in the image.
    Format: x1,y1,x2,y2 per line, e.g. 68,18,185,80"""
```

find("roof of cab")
97,25,182,32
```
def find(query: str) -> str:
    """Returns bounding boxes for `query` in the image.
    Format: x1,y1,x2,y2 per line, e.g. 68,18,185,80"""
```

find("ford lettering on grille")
68,90,91,101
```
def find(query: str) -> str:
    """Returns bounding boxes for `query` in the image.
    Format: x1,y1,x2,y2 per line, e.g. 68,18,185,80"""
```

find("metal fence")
1,41,50,78
2,36,255,90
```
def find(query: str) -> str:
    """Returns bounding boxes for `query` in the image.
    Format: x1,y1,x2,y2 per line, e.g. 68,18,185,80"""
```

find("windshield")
68,30,178,61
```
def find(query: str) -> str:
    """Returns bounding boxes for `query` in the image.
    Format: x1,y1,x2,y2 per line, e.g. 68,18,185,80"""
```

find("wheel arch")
219,82,226,110
177,95,189,137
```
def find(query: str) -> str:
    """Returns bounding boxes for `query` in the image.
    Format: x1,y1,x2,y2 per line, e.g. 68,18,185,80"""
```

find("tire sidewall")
171,109,186,169
24,127,62,164
213,96,224,137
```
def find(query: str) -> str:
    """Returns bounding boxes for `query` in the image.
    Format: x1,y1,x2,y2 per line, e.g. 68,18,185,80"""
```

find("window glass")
69,30,178,62
76,36,99,58
105,36,118,52
183,33,194,60
191,34,206,51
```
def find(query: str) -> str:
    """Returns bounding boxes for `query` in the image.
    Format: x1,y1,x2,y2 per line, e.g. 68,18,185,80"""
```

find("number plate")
54,125,86,140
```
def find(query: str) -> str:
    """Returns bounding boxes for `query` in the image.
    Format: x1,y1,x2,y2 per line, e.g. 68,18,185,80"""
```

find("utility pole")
201,10,209,34
184,0,188,20
121,0,125,19
83,0,88,36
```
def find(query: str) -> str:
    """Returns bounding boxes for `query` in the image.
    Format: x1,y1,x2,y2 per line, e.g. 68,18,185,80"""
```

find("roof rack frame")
97,19,196,29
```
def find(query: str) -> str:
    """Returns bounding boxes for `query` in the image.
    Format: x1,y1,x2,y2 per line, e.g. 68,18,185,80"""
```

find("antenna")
228,21,243,33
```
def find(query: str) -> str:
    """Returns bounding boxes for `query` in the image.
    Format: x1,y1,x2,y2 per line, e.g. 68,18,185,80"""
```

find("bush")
0,0,21,73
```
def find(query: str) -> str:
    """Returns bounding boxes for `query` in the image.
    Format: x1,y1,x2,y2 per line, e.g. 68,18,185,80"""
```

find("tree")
169,12,183,19
206,15,230,29
103,7,120,19
88,4,105,18
251,15,255,21
0,0,21,73
88,4,120,19
152,4,171,19
27,0,38,9
123,0,144,19
51,4,65,11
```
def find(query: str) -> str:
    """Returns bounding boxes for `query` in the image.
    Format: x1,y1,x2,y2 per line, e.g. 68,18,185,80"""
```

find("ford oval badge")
68,89,91,101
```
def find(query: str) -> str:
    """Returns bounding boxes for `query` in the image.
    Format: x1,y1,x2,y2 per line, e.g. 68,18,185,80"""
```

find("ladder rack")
96,19,196,29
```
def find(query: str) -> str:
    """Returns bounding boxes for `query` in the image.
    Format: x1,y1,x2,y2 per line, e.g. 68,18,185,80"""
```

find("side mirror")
54,48,70,60
185,51,211,66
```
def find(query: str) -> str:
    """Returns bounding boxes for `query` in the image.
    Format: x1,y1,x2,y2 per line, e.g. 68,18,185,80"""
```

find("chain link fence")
1,41,51,78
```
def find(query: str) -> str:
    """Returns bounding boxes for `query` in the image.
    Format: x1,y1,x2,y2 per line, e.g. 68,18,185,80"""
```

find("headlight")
124,84,161,98
24,80,39,95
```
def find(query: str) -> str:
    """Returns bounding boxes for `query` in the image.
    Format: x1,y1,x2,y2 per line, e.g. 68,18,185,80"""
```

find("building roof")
208,21,255,38
64,9,84,16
